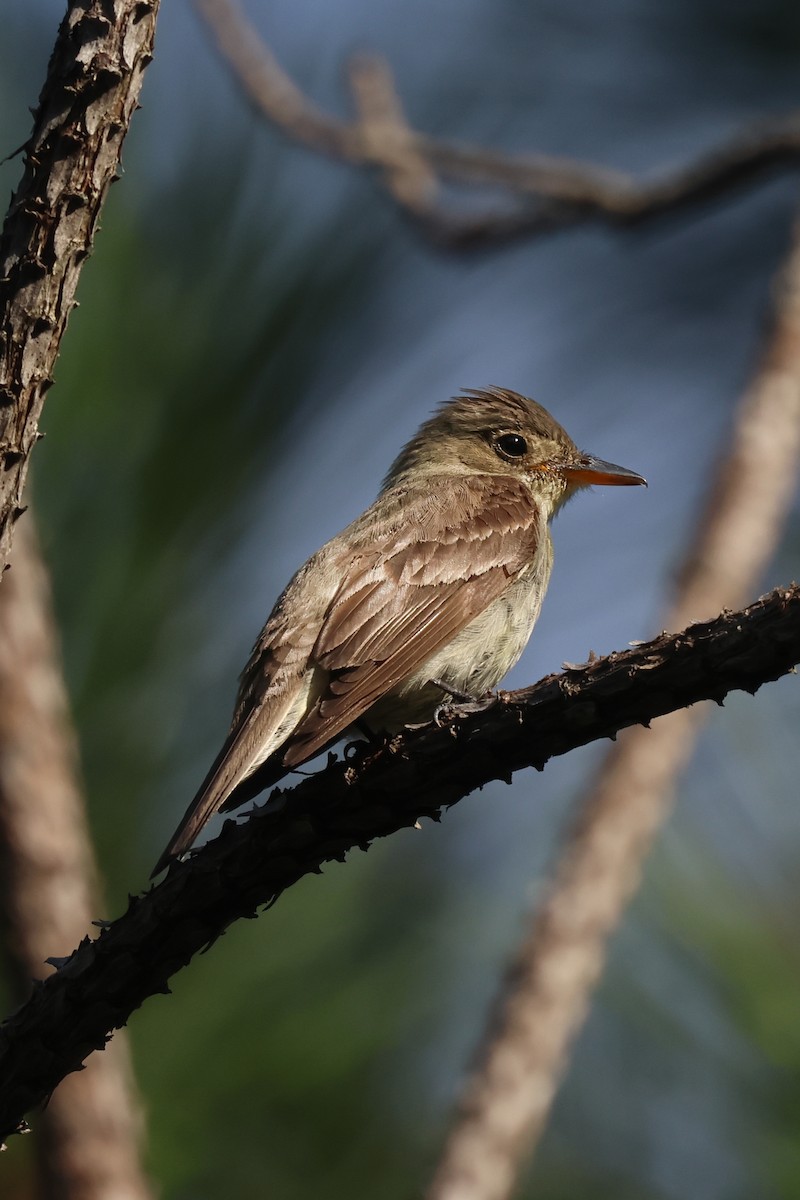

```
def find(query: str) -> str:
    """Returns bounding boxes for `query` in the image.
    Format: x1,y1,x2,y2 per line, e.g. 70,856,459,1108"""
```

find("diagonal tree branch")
194,0,800,248
424,217,800,1200
0,0,161,575
0,582,798,1144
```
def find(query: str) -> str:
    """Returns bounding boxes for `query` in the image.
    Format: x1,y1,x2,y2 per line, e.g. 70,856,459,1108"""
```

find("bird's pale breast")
364,523,553,731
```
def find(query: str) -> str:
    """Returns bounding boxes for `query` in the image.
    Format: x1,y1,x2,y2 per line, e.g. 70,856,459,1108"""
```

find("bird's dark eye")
494,432,528,460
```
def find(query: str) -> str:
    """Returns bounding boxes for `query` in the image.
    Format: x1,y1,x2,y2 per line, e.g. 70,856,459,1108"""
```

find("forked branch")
195,0,800,248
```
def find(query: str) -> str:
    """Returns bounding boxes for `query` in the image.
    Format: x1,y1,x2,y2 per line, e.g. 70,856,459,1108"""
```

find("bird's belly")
364,567,549,732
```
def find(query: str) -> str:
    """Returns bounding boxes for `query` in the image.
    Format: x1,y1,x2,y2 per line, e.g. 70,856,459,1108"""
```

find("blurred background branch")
195,0,800,248
0,513,152,1199
426,216,800,1200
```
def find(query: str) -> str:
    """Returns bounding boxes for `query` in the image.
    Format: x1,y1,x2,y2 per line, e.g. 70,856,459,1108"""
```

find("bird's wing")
281,473,541,765
153,474,540,875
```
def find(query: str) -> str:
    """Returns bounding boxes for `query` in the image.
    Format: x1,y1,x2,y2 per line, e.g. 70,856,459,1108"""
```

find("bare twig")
0,583,798,1143
0,514,152,1199
0,0,160,575
194,0,357,159
425,224,800,1200
193,0,800,248
347,55,439,218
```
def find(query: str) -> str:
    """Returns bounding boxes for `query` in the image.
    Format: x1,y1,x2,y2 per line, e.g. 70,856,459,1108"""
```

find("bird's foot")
428,677,476,726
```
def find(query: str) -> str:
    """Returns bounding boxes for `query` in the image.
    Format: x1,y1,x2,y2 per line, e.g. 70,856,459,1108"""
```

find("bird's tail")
150,724,283,877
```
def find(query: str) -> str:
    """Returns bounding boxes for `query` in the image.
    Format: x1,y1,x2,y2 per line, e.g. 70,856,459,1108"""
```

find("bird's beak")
563,453,647,488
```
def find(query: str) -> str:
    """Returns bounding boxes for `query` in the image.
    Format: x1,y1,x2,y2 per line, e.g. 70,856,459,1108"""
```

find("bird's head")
383,387,646,515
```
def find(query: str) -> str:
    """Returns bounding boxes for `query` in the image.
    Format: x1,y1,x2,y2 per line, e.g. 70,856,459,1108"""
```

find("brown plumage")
152,388,645,875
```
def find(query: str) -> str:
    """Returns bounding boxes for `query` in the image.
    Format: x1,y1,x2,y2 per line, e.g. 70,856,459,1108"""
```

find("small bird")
153,387,645,874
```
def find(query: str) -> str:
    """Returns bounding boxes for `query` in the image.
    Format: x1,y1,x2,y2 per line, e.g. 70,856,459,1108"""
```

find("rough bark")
0,0,160,574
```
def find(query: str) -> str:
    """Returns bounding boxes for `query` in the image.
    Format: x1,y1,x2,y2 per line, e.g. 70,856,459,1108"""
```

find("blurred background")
1,0,800,1196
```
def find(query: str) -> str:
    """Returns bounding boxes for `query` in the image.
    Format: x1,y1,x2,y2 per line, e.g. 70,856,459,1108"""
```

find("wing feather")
282,475,540,763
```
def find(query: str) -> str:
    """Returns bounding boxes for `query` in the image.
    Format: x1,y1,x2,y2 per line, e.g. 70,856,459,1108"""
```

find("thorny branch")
0,0,160,575
0,582,799,1143
194,0,800,248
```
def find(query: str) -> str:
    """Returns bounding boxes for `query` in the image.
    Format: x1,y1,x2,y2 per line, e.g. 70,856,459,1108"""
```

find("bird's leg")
429,677,474,704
